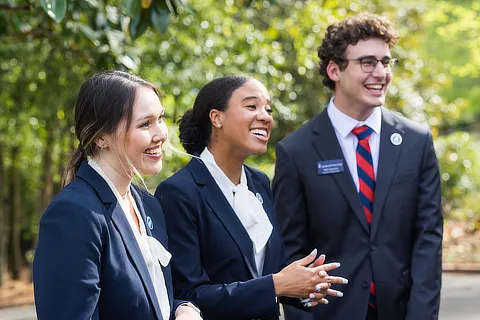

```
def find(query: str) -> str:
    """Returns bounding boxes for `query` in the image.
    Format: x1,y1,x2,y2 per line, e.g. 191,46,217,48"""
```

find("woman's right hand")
272,249,348,300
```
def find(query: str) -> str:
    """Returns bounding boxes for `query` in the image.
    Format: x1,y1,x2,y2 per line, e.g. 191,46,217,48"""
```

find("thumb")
297,248,317,266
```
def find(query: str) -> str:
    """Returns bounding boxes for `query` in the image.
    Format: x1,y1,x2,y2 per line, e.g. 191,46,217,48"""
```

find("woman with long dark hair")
33,71,202,320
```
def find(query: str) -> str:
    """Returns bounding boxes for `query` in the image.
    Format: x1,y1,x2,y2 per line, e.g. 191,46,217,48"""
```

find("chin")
139,164,163,176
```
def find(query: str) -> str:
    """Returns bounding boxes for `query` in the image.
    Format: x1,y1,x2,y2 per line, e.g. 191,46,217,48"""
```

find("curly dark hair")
317,13,399,90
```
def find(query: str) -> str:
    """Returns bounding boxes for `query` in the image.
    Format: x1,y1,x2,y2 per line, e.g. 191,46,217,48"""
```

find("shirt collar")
327,96,382,138
199,147,247,190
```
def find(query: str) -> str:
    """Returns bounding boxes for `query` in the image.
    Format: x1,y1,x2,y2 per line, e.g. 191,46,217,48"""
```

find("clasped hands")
272,249,348,308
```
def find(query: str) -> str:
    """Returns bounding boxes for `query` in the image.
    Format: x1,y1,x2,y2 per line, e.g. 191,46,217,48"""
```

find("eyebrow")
135,110,165,122
355,55,392,60
242,96,272,105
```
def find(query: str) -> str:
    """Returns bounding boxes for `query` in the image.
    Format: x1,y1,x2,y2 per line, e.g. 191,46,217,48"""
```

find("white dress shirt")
200,148,273,275
327,97,382,191
88,159,172,320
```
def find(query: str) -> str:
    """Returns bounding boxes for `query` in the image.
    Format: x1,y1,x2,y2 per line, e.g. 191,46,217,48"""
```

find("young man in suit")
273,13,443,320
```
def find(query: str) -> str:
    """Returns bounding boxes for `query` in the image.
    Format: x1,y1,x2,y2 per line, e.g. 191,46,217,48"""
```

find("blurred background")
0,0,479,309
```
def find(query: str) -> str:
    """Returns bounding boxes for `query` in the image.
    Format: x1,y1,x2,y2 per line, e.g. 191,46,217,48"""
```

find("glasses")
342,56,398,73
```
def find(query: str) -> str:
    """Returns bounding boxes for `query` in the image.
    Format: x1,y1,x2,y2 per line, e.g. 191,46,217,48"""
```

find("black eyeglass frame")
339,56,399,73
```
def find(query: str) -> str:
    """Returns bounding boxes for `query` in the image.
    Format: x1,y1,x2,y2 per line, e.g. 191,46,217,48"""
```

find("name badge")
317,159,344,175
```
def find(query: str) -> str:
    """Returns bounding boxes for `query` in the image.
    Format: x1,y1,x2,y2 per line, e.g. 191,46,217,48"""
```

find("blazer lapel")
245,168,275,276
77,163,162,320
187,159,259,279
371,108,404,239
312,109,370,234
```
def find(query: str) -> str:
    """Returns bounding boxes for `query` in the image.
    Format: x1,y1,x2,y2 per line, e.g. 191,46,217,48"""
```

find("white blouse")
199,148,273,275
88,159,171,320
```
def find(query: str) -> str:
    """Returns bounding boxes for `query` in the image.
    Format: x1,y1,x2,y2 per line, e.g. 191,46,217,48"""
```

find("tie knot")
352,125,373,141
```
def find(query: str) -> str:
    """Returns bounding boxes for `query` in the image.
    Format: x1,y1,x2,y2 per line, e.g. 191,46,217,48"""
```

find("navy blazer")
33,162,183,320
155,158,295,320
273,108,443,320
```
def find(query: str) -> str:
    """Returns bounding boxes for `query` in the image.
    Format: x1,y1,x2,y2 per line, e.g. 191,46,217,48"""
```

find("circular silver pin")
390,133,402,146
255,192,264,204
146,216,154,230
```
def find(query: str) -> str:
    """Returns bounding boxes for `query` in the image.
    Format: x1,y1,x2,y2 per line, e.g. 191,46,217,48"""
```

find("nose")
371,61,388,78
153,122,168,143
257,106,273,123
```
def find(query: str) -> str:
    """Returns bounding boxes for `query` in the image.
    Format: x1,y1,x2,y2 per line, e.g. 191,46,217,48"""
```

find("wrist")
272,272,285,297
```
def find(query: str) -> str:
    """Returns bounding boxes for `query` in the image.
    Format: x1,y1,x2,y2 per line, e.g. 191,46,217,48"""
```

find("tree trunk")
33,126,56,251
8,146,22,280
0,144,5,286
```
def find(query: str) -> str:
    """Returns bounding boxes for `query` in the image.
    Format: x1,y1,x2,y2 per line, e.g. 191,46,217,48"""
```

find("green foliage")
0,0,479,272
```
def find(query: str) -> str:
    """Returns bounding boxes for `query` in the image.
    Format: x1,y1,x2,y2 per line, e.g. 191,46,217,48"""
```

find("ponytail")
61,145,87,187
178,109,208,155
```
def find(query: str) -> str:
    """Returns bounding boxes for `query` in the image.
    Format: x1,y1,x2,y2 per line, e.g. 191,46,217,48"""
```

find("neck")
208,144,244,185
333,96,374,121
94,156,133,197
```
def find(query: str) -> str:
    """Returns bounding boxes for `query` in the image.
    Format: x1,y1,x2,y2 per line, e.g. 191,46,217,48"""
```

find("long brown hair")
62,71,159,186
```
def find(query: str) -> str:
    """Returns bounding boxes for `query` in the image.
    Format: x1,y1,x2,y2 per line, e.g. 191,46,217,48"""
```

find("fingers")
318,262,341,272
297,248,318,267
301,295,329,307
315,282,331,292
323,288,344,298
308,254,326,268
322,275,349,285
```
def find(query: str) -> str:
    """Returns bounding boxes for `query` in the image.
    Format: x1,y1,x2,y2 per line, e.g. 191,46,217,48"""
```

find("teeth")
145,147,161,154
251,129,267,137
365,84,383,90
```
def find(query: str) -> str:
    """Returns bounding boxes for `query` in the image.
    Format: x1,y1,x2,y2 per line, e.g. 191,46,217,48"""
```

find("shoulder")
383,108,431,137
46,179,104,216
244,165,270,188
40,179,106,234
157,166,196,194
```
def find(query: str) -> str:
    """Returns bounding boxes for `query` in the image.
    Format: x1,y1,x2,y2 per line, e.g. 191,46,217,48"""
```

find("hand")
175,304,203,320
301,254,348,307
273,249,345,298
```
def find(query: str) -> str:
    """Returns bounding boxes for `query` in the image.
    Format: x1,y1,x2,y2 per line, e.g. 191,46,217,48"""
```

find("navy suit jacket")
155,158,298,320
273,108,443,320
33,162,183,320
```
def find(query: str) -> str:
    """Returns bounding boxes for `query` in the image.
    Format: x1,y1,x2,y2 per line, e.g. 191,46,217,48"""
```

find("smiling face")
104,86,168,177
213,79,274,159
327,38,393,120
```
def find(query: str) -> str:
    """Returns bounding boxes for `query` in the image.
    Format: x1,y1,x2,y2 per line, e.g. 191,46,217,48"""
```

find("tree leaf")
40,0,67,23
125,0,141,18
151,9,169,33
105,29,126,55
129,12,150,40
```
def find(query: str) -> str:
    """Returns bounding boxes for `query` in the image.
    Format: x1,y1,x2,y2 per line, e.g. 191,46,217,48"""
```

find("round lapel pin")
390,133,402,146
146,216,154,230
255,192,264,204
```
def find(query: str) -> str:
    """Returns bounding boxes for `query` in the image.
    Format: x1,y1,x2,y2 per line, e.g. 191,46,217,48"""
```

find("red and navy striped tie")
352,125,377,309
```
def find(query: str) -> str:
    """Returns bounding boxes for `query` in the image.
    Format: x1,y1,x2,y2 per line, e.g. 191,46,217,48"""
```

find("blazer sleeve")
155,182,279,320
33,198,103,320
406,131,443,320
273,141,311,263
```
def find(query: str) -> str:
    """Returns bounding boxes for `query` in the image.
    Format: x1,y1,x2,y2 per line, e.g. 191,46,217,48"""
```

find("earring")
217,124,222,128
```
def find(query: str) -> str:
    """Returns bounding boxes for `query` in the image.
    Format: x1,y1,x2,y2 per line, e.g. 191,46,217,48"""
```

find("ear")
209,109,224,128
326,60,341,83
95,137,108,150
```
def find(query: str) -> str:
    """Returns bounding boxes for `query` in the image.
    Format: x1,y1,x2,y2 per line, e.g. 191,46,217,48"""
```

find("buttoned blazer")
33,162,183,320
273,107,443,320
155,158,290,320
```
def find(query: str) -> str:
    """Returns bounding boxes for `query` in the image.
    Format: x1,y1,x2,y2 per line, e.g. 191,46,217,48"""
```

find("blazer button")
361,280,370,288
